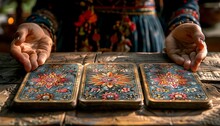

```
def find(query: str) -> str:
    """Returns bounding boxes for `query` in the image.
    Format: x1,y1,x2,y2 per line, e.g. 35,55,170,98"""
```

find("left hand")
165,23,207,72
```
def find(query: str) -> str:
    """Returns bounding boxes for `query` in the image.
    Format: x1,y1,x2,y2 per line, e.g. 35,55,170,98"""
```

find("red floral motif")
121,87,130,93
123,16,131,22
169,92,187,100
153,72,187,88
75,10,97,27
90,88,101,92
123,16,137,33
89,72,131,88
113,16,137,36
92,32,101,42
32,72,67,89
110,33,119,44
56,88,68,93
129,22,136,32
102,92,119,100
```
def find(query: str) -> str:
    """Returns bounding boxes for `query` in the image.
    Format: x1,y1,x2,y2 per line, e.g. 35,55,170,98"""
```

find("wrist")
38,23,56,51
25,9,58,51
166,8,200,36
38,23,53,39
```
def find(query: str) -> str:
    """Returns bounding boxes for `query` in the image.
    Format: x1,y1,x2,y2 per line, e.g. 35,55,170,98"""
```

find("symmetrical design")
16,64,82,102
80,63,142,101
141,63,208,101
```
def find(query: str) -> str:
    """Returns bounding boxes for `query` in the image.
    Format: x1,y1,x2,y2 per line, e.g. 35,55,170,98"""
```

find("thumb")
13,26,29,45
192,25,205,50
196,37,206,51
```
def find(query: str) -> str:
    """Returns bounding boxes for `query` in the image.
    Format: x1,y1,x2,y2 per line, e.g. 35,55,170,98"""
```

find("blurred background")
0,0,219,52
0,0,36,52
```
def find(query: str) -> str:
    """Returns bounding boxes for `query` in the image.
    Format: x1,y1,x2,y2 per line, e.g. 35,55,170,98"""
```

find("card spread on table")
78,63,143,109
14,63,83,109
139,63,212,109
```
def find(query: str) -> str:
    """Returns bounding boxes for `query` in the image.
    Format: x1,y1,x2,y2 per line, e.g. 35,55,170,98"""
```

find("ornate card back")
139,63,212,109
79,63,143,109
14,63,83,109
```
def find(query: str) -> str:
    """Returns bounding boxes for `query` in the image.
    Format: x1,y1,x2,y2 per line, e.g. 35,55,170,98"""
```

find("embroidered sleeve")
162,0,200,35
25,0,58,51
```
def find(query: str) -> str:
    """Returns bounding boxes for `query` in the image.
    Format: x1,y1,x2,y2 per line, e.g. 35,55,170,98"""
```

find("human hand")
10,23,53,72
165,23,207,72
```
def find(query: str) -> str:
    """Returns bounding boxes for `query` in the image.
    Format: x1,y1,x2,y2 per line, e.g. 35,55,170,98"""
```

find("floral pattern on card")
81,63,141,100
142,64,208,100
18,64,81,101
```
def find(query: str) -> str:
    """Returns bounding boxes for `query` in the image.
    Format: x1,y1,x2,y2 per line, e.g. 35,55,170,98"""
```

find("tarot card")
139,63,212,109
197,71,220,82
78,63,143,109
13,63,83,109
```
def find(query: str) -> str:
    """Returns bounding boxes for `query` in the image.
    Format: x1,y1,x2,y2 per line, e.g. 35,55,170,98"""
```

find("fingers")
189,24,205,51
187,25,207,72
24,51,49,72
28,50,50,71
29,53,38,71
10,25,31,72
166,48,198,72
182,54,191,70
169,23,207,72
168,52,192,71
191,42,207,72
167,52,184,65
190,52,196,61
36,38,52,65
190,35,207,72
10,23,52,72
10,45,45,72
23,53,32,72
23,51,48,72
37,52,48,65
10,46,32,72
190,52,198,72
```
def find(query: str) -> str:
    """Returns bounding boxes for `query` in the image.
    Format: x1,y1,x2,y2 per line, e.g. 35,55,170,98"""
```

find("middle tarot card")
78,63,143,109
139,63,212,109
13,63,83,110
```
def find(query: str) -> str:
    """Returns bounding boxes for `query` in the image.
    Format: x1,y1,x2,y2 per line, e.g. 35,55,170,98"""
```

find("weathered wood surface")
96,52,171,63
0,52,220,126
46,52,99,64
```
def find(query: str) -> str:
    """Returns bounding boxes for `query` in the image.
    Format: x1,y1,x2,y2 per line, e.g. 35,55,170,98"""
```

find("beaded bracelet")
26,10,57,51
168,20,193,32
38,23,55,42
26,14,55,36
168,13,199,26
167,14,200,34
171,8,199,21
38,23,57,51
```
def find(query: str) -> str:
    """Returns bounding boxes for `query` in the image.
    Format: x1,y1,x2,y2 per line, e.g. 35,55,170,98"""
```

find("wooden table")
0,52,220,126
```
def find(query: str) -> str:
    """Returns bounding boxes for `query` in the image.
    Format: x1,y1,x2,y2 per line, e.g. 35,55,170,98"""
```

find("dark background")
0,0,219,52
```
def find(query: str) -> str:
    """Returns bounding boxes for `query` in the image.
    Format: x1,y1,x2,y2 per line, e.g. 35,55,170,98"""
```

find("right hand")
10,23,53,72
165,23,207,72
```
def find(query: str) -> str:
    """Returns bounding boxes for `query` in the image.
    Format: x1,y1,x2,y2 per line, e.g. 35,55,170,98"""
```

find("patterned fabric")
161,0,200,35
26,0,200,52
